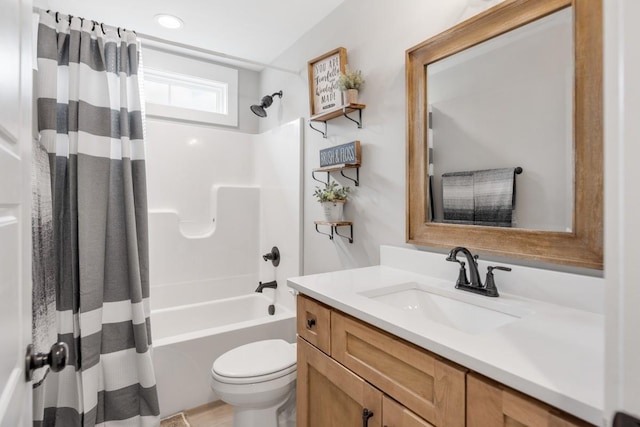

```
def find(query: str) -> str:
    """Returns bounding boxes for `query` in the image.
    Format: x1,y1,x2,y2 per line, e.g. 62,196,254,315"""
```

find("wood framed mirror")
406,0,602,269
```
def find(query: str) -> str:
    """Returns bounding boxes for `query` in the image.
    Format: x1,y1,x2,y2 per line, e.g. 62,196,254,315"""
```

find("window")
144,69,228,115
142,51,239,127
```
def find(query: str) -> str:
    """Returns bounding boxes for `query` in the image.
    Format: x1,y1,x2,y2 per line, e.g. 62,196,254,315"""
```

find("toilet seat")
211,339,296,385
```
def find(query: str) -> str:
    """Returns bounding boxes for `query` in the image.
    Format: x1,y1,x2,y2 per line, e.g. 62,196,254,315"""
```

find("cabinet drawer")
331,312,465,427
383,395,435,427
297,294,331,355
467,373,593,427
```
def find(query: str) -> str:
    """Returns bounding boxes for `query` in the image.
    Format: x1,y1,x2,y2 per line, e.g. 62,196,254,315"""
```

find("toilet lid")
213,339,296,379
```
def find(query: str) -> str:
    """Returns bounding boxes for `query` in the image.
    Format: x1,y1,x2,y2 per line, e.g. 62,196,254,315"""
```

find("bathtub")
151,293,296,417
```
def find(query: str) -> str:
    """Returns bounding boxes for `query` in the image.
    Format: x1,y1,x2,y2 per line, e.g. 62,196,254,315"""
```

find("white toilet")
210,339,297,427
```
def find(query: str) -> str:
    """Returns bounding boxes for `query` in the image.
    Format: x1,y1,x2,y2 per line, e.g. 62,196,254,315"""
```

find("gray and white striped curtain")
34,10,159,426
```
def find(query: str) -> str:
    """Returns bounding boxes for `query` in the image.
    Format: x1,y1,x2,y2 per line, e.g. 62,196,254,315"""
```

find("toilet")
210,339,297,427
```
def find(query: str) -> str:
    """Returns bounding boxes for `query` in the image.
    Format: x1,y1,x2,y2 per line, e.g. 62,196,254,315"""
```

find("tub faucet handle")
262,246,280,267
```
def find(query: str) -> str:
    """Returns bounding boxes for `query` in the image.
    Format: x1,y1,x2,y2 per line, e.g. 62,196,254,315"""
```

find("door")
297,337,382,427
0,0,33,425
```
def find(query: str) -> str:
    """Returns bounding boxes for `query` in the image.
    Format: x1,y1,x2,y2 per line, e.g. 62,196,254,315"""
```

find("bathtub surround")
146,119,303,313
34,10,159,425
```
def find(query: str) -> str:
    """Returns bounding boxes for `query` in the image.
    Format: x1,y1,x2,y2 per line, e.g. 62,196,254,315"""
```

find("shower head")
250,90,283,118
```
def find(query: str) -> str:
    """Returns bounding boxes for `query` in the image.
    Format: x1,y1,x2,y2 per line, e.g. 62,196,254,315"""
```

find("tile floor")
160,401,234,427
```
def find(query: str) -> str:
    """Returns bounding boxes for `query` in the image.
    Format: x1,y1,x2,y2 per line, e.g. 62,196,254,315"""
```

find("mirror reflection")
427,8,573,231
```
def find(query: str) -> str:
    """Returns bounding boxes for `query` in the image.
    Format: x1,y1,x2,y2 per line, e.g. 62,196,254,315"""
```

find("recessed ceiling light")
155,14,184,29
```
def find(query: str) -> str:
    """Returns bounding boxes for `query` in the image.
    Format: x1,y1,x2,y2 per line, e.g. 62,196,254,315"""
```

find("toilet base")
235,406,277,427
232,387,296,427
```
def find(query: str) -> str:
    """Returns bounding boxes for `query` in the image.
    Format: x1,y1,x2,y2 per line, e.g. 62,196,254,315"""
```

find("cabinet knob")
307,318,316,328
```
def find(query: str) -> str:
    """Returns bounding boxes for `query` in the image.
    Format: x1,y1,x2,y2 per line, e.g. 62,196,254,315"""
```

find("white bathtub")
151,293,296,417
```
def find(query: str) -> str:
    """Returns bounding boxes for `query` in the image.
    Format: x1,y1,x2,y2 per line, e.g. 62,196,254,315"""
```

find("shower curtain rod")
32,7,299,75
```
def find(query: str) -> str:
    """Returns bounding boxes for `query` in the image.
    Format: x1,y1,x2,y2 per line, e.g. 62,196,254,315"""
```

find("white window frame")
143,60,238,127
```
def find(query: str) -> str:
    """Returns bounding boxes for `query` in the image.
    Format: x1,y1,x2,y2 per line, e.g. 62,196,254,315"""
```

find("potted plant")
313,180,351,222
338,67,364,105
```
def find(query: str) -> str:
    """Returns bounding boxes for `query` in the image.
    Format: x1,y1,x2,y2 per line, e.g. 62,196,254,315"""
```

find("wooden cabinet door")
467,373,593,427
383,396,435,427
297,337,382,427
332,312,466,427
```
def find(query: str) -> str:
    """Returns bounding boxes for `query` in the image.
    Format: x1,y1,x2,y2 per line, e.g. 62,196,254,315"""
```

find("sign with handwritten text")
308,48,347,116
319,141,361,168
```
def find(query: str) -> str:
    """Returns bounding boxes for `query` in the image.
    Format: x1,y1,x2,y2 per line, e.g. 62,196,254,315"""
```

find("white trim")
0,124,18,145
604,0,640,422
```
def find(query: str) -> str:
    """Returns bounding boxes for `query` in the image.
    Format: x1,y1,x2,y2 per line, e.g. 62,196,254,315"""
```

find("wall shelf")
314,221,353,243
312,164,360,187
308,103,366,138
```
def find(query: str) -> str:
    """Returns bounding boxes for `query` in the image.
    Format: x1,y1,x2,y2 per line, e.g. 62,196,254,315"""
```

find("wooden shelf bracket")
342,107,363,129
308,104,366,139
308,120,328,138
312,164,361,187
339,168,359,187
311,170,330,185
314,221,353,244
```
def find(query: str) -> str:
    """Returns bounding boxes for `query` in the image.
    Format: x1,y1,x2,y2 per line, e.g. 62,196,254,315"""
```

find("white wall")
604,0,640,423
258,0,504,275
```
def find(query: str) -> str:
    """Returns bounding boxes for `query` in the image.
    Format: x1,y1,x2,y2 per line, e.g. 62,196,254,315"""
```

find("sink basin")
360,282,531,334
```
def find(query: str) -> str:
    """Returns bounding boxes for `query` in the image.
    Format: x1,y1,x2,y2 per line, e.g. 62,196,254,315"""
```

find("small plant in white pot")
314,180,351,222
338,67,364,105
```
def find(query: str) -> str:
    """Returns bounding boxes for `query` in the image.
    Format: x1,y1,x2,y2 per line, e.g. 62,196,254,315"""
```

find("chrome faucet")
446,247,510,297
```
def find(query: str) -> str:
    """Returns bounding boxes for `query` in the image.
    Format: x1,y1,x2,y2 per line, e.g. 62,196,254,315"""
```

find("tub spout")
255,280,278,293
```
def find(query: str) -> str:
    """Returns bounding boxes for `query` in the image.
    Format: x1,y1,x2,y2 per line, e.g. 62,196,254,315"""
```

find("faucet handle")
484,265,510,297
456,261,470,286
487,265,511,273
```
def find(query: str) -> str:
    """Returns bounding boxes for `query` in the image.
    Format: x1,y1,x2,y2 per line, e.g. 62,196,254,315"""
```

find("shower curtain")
33,10,159,426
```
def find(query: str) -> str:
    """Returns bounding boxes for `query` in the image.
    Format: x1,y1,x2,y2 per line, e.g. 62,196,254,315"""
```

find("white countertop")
288,263,604,425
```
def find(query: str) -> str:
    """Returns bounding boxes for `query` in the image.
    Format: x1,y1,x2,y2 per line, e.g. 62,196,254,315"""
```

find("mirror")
406,0,602,269
428,8,573,231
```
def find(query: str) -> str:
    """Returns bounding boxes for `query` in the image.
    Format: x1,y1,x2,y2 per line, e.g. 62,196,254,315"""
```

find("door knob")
25,342,68,381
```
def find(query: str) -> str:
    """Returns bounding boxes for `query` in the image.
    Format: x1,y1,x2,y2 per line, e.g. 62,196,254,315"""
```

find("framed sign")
319,141,361,168
308,47,347,116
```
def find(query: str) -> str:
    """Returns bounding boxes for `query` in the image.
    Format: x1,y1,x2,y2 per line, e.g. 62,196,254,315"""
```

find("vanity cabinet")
296,294,595,427
467,373,591,427
296,294,462,427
